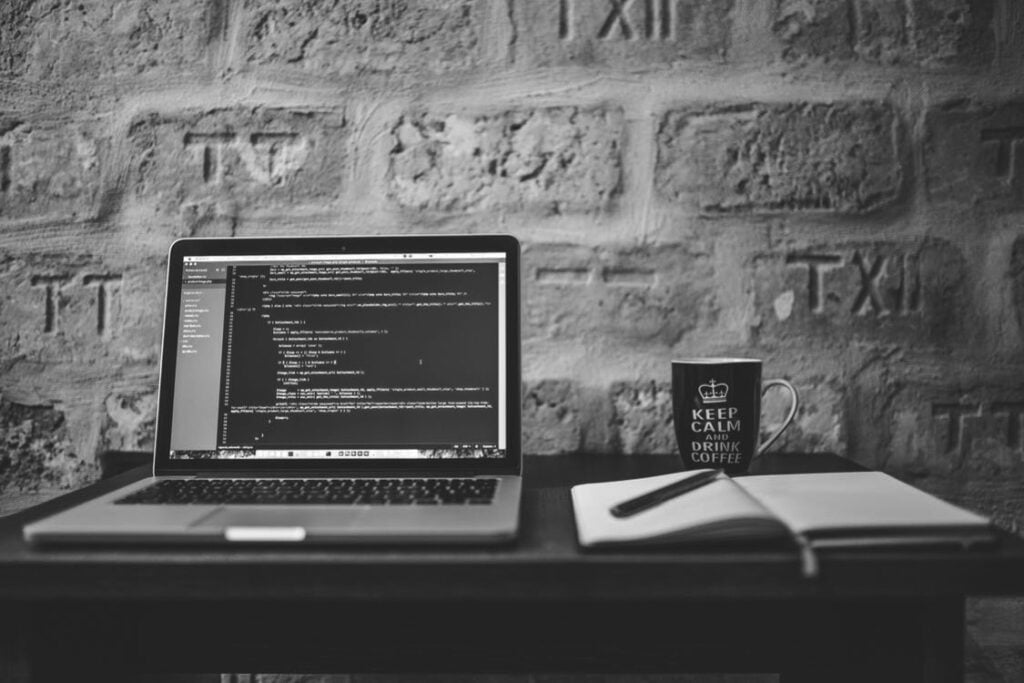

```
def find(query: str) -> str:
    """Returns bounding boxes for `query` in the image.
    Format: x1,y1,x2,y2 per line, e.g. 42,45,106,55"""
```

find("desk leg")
781,598,965,683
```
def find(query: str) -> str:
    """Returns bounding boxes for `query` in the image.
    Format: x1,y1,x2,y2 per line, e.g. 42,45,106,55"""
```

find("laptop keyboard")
114,477,499,506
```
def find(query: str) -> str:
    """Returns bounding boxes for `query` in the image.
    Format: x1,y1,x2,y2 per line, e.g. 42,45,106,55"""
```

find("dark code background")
220,262,499,447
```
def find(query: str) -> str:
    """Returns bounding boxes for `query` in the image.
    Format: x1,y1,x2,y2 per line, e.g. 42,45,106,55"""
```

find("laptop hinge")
171,467,520,478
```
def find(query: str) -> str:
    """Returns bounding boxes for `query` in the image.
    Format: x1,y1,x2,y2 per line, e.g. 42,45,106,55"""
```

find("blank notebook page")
734,471,991,536
571,470,785,547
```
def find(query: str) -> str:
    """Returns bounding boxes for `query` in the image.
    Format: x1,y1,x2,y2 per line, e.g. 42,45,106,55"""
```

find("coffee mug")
671,358,799,475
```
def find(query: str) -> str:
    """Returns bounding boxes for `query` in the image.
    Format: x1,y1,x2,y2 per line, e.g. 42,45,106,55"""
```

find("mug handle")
756,379,799,456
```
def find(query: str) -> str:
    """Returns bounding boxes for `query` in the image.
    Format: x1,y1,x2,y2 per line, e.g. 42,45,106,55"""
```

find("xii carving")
786,250,922,317
559,0,675,40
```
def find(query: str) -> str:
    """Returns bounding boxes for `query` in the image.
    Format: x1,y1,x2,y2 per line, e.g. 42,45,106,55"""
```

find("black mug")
672,358,799,475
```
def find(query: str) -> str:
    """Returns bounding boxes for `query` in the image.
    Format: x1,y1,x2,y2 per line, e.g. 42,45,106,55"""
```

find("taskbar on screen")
169,447,504,460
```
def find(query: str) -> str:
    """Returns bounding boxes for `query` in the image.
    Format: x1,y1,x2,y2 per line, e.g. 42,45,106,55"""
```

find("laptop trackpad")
194,508,367,532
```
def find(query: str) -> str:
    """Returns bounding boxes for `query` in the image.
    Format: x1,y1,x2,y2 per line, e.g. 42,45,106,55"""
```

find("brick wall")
2,0,1024,680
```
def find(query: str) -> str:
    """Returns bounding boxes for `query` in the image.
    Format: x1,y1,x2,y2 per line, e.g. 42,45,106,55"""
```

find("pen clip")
794,532,819,579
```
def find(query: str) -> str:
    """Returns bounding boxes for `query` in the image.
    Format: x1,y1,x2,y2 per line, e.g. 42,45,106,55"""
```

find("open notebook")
571,470,996,576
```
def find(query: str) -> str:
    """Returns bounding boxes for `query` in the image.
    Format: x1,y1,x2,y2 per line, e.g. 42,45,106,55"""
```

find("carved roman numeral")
247,133,301,185
891,253,922,316
992,402,1024,451
559,0,573,39
0,144,10,194
786,250,924,318
83,274,123,338
184,132,307,186
598,0,636,39
851,251,888,316
932,403,981,459
932,402,1024,460
648,0,672,40
184,133,237,184
30,275,71,333
561,0,673,41
603,268,656,287
29,273,123,337
981,127,1024,184
786,254,843,314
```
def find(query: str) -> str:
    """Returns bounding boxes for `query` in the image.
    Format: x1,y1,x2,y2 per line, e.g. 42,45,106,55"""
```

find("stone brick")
925,100,1024,207
0,0,34,76
910,0,995,64
388,107,622,214
514,0,734,67
523,242,715,347
521,380,582,455
241,0,501,77
656,102,903,215
846,362,1024,478
752,238,966,348
930,398,1024,476
101,389,157,453
917,478,1024,535
128,108,348,224
773,0,994,65
761,378,843,455
0,0,216,80
0,253,164,366
773,0,855,61
0,118,102,223
610,380,676,455
966,598,1024,682
0,398,96,494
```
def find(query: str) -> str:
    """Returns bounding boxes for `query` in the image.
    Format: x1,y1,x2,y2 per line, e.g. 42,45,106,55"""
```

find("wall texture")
2,0,1024,679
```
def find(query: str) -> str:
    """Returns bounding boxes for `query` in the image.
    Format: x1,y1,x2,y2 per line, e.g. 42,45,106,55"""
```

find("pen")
610,469,724,518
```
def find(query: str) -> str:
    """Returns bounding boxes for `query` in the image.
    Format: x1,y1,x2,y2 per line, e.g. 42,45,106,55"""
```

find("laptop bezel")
153,234,522,476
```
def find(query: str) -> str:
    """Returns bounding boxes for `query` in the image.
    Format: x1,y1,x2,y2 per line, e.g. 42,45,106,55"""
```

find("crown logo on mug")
698,379,729,404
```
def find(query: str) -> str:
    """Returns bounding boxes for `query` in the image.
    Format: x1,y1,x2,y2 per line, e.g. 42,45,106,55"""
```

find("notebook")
24,234,523,545
571,469,996,575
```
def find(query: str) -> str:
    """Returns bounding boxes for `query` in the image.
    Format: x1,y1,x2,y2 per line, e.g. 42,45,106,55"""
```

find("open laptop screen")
160,243,513,467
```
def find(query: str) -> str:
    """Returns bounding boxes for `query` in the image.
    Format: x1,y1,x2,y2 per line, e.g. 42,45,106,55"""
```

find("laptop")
24,234,522,545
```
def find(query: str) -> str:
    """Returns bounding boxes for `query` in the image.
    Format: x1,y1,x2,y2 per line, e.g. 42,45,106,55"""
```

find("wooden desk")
1,453,1023,682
